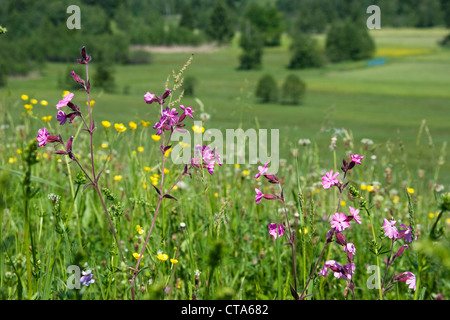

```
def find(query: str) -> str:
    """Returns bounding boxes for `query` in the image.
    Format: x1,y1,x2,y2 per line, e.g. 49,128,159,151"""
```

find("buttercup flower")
141,120,151,127
115,123,127,133
382,218,399,239
40,100,48,106
21,94,29,101
349,206,362,224
30,98,38,104
157,251,169,262
135,225,144,235
129,121,137,130
170,259,179,264
102,121,111,128
56,92,74,110
322,170,339,189
42,116,52,122
133,252,143,260
331,212,350,232
268,223,284,239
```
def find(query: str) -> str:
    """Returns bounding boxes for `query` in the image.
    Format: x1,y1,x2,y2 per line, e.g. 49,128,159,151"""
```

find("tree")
288,33,324,69
255,74,278,103
325,19,375,63
205,0,234,45
238,21,264,70
281,74,306,105
179,4,195,30
244,4,284,46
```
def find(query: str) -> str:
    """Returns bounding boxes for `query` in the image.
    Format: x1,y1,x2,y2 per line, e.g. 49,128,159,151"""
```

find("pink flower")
343,243,356,256
56,92,74,110
395,272,416,291
398,223,413,243
349,206,362,224
37,127,49,147
321,170,339,189
144,92,156,103
179,105,194,119
330,212,350,232
382,218,399,239
255,188,263,204
268,223,284,239
350,154,364,165
56,110,67,125
254,162,269,179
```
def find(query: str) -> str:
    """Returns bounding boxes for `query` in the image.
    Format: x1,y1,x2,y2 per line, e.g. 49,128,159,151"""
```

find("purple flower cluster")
191,145,222,175
319,260,355,280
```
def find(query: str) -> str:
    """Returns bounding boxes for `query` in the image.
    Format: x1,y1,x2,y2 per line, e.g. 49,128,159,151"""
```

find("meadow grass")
0,28,449,300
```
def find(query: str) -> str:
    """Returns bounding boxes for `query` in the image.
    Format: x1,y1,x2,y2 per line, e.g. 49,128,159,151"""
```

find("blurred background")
1,0,449,182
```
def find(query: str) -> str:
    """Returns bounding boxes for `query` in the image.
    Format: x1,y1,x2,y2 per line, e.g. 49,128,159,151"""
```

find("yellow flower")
113,175,122,181
170,259,178,264
392,195,400,204
101,142,108,149
129,121,137,130
367,185,374,192
42,116,52,122
446,218,450,225
86,100,95,107
135,225,144,235
360,184,367,191
407,188,414,194
340,200,346,207
299,228,309,234
30,98,38,104
214,192,219,198
157,252,169,262
140,120,151,127
137,146,144,153
164,168,169,174
144,166,151,172
173,185,178,191
178,141,190,148
115,123,127,133
142,183,147,189
428,213,435,219
234,164,240,168
102,121,111,128
16,149,22,154
8,157,17,164
243,170,250,176
133,252,143,260
21,94,29,101
40,100,48,106
24,104,33,111
192,125,205,133
165,148,172,158
152,135,161,141
62,90,71,97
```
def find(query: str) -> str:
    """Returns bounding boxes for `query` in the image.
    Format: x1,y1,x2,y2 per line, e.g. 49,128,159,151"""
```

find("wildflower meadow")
0,1,449,309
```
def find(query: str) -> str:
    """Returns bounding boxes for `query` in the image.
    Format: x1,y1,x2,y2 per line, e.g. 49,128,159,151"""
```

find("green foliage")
206,0,234,45
288,33,325,69
255,74,278,103
183,76,198,97
244,3,284,46
238,21,264,70
281,74,306,105
126,50,153,65
179,4,195,30
92,63,116,93
325,19,376,62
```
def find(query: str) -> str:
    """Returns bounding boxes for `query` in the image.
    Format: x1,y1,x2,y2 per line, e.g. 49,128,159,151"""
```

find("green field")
2,28,449,183
0,28,449,301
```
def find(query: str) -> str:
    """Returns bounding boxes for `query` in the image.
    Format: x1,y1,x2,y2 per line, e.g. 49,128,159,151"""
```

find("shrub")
238,21,264,70
126,50,153,65
288,33,325,69
255,74,278,103
92,63,116,93
281,74,306,105
325,19,375,62
183,76,198,96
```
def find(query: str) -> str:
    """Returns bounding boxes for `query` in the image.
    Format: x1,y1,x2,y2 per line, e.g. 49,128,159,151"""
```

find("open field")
0,28,449,301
